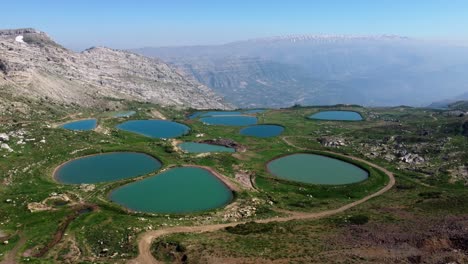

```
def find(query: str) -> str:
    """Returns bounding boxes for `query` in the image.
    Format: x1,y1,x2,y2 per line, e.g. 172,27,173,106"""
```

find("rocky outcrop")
0,28,231,110
318,137,346,148
0,133,9,142
199,138,246,152
400,153,425,165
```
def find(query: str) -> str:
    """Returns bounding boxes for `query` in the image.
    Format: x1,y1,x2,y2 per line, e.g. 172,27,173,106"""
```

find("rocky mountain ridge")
0,28,230,112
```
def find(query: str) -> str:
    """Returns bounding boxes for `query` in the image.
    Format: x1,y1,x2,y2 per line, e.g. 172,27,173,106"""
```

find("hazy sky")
2,0,468,50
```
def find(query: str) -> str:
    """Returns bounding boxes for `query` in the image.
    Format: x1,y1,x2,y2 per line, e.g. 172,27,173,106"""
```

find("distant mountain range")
0,28,230,114
134,35,468,108
428,92,468,109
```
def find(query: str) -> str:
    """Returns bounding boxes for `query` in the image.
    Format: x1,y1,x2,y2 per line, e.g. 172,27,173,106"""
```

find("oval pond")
61,119,97,131
55,152,162,184
267,153,368,185
116,120,190,138
110,167,233,213
200,116,257,126
309,111,363,121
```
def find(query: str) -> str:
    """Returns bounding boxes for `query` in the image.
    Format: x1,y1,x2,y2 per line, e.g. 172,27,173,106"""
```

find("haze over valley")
135,35,468,108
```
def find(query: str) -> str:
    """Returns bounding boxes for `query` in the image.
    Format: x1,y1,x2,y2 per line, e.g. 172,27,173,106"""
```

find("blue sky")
1,0,467,50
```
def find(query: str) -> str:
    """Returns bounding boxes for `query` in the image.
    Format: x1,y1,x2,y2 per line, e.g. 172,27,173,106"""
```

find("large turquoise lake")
55,152,162,184
240,125,284,138
61,119,97,131
179,142,235,153
309,111,363,121
267,153,368,185
116,120,190,138
200,116,257,126
110,167,233,213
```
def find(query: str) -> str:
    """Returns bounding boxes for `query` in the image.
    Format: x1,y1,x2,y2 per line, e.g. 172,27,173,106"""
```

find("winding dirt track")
128,137,396,264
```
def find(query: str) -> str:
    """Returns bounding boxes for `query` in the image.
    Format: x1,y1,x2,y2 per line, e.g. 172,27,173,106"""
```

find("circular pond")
240,124,284,138
55,152,162,184
116,120,190,138
109,167,233,213
267,153,368,185
61,119,97,131
200,116,257,126
308,111,363,121
179,142,235,153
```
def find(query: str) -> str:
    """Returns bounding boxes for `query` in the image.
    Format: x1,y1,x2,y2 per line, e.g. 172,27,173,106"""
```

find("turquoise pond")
200,116,258,126
188,110,265,119
267,153,368,185
188,111,242,119
179,142,235,153
54,152,162,184
113,111,136,118
116,120,190,138
308,111,363,121
61,119,97,131
240,125,284,138
109,167,233,213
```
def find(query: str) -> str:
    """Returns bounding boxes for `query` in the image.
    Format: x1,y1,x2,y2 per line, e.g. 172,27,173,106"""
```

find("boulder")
1,143,13,152
0,133,9,142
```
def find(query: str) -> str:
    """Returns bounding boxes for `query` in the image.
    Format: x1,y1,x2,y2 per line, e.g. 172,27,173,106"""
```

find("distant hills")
0,28,230,114
134,35,468,108
428,92,468,109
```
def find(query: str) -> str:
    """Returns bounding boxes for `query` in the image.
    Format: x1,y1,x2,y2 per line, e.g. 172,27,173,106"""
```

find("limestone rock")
0,133,9,142
0,143,13,152
0,28,232,110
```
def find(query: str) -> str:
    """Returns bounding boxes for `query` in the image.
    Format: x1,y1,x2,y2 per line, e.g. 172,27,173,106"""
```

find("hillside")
134,35,468,108
0,28,231,113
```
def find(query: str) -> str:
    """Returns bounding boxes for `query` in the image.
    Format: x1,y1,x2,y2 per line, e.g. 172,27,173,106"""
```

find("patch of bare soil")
234,170,255,190
325,215,468,264
150,109,166,120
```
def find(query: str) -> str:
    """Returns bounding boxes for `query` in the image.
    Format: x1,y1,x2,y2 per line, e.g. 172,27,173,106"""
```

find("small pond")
61,119,97,131
200,116,257,126
308,111,363,121
113,111,136,118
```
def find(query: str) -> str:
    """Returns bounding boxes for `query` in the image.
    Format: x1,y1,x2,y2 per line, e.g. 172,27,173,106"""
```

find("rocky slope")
0,28,230,112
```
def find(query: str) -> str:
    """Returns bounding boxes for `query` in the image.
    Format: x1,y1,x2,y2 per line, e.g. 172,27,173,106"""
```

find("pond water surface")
61,119,97,131
55,152,162,184
116,120,190,138
309,111,363,121
267,153,368,185
200,116,257,126
110,167,233,213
